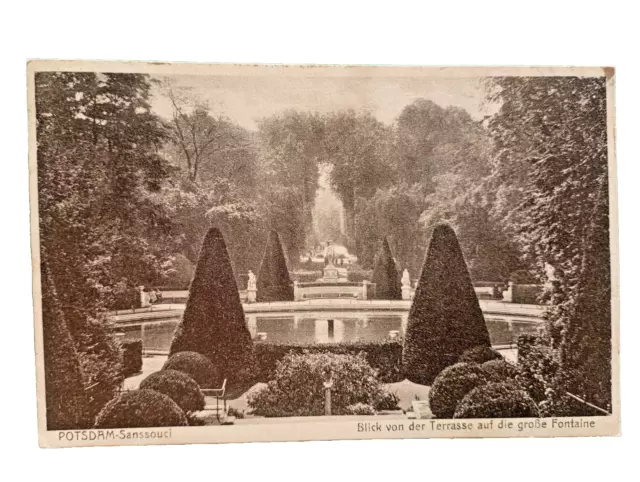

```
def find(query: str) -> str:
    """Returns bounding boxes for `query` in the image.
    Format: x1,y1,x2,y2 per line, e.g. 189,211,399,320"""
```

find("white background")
1,1,637,480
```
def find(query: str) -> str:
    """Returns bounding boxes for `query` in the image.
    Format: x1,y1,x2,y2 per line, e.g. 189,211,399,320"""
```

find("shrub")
247,352,386,417
347,269,373,283
41,263,89,430
428,363,494,419
345,403,376,415
482,359,519,380
290,271,323,283
454,382,540,419
169,228,256,386
253,340,403,383
122,340,143,377
403,224,491,385
374,390,401,411
94,389,188,428
371,238,401,300
458,345,504,364
257,230,294,302
162,351,219,389
139,369,205,414
516,334,559,403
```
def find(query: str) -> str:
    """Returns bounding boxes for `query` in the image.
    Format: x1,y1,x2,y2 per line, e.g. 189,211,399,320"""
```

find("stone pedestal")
293,280,301,301
362,280,370,300
247,288,257,303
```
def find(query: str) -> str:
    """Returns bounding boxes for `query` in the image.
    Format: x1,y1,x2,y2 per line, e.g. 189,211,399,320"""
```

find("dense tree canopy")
36,71,175,421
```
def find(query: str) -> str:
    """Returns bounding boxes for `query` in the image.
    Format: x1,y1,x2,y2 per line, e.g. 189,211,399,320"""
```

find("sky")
150,73,497,130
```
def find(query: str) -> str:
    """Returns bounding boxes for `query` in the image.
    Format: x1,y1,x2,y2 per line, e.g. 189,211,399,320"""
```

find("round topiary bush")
94,389,188,428
162,351,218,389
247,352,386,417
428,363,493,419
139,369,205,414
481,359,519,380
458,345,504,364
454,382,540,418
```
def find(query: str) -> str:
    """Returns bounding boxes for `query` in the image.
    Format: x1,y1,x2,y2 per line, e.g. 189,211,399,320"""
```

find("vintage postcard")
27,61,619,447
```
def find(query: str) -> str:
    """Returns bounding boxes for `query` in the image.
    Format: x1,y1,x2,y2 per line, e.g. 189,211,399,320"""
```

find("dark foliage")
257,230,294,302
516,334,560,404
254,340,403,383
458,345,504,364
371,238,402,300
162,351,219,389
374,390,401,411
169,228,256,386
403,224,491,384
560,179,612,413
481,359,519,380
94,389,187,428
247,352,386,417
454,382,540,419
122,340,143,377
41,262,89,430
139,369,205,414
428,363,493,419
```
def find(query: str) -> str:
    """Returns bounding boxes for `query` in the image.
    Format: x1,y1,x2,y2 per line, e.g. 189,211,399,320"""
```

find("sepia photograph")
27,61,618,447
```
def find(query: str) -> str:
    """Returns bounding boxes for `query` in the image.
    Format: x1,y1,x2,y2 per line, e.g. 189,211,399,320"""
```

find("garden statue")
401,269,412,300
247,270,256,290
247,270,257,303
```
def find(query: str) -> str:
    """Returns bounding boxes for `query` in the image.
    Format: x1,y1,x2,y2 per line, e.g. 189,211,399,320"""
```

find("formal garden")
37,72,611,430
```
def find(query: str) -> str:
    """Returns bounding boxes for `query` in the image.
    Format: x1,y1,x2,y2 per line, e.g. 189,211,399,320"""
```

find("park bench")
200,379,235,425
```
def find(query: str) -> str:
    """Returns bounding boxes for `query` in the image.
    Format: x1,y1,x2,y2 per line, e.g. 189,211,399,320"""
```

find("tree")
169,228,256,386
371,238,401,300
36,71,174,421
164,82,257,186
354,182,426,272
321,110,395,248
257,230,294,302
403,223,491,385
257,111,324,262
41,261,89,430
485,76,608,341
560,178,611,412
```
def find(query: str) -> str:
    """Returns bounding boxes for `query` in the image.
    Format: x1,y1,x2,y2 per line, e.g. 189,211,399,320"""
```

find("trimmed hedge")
403,224,491,385
42,262,89,430
458,345,504,364
162,351,219,389
139,369,205,414
257,230,294,302
94,389,188,428
254,340,403,383
169,228,256,386
247,352,386,417
347,269,372,283
371,238,401,300
482,359,519,380
428,363,494,419
454,382,540,419
122,340,143,377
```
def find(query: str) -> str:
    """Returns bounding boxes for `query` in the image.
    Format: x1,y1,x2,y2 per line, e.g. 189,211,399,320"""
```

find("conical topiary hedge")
41,261,89,430
403,223,491,385
372,237,401,300
169,227,255,386
257,230,294,302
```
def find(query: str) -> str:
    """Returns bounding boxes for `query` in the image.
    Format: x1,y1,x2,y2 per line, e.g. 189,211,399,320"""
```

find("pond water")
119,313,542,354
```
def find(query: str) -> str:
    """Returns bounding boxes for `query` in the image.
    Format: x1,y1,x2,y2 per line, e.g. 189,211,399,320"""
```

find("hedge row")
122,340,143,378
254,340,403,383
